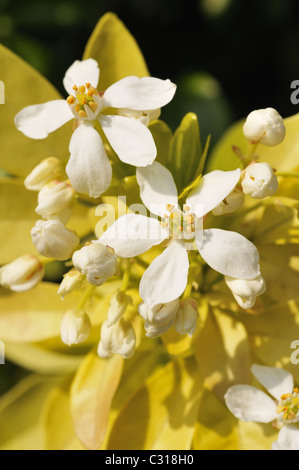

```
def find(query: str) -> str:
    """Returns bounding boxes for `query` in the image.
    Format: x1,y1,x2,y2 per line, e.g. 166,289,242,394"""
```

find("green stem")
276,171,299,179
120,269,131,292
76,285,95,311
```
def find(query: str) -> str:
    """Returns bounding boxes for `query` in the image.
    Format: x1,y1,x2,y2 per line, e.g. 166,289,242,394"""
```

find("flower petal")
272,425,299,450
136,162,178,216
99,115,157,166
224,385,277,423
63,59,100,95
251,364,294,401
15,100,73,139
139,241,189,309
66,123,112,198
99,214,168,258
186,169,241,218
197,228,260,279
102,76,176,110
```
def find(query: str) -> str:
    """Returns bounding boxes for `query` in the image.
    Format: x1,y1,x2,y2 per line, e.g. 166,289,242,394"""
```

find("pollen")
67,95,75,105
281,394,291,400
78,110,87,119
67,83,102,120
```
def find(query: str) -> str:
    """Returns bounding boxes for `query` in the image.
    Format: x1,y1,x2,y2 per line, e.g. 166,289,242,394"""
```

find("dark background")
1,0,299,144
1,0,299,393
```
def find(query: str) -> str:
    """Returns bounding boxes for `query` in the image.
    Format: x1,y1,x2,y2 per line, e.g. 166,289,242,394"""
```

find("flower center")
161,205,196,241
276,388,299,423
66,83,102,120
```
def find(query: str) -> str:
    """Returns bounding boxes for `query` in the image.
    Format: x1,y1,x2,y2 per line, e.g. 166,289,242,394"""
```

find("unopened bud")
60,309,91,346
138,299,180,338
0,254,44,292
212,187,245,215
106,291,131,327
31,220,79,260
175,299,198,337
243,108,286,146
241,162,278,199
35,180,76,224
97,319,136,359
72,243,118,286
58,268,84,299
117,108,161,127
24,157,63,191
225,274,266,309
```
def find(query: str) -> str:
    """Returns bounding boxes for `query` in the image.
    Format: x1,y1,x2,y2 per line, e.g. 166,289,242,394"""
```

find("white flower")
106,291,131,327
138,299,180,338
97,318,136,359
241,162,278,199
72,242,118,286
243,108,286,146
175,298,198,337
24,157,63,191
60,309,91,346
31,219,79,260
15,59,176,198
0,254,44,292
35,180,76,223
225,274,266,309
212,187,244,215
57,268,84,299
225,364,299,450
99,162,260,309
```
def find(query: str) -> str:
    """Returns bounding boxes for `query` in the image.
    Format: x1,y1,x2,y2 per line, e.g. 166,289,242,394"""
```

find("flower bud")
0,254,44,292
138,299,180,338
24,157,63,191
58,268,84,299
225,274,266,309
106,291,131,327
31,220,79,260
72,243,118,286
243,108,286,146
241,162,278,199
36,180,75,224
117,108,161,127
175,299,198,337
212,187,245,216
97,319,136,359
60,309,91,346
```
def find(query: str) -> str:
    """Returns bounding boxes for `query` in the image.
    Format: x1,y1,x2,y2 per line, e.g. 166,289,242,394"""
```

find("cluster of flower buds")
225,274,266,309
25,157,80,261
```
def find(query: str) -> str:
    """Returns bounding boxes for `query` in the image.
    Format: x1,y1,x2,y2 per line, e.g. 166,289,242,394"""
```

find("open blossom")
243,108,286,146
225,364,299,450
15,59,176,198
99,162,261,309
0,254,44,292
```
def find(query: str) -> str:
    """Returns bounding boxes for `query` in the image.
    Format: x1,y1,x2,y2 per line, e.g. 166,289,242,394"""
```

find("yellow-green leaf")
70,350,124,450
148,119,173,167
0,43,71,177
83,13,149,91
108,357,202,450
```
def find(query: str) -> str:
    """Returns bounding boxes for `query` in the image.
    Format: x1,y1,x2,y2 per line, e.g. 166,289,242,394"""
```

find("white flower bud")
24,157,63,191
138,299,180,338
241,162,278,199
175,299,198,337
97,319,136,359
212,187,245,215
225,274,266,309
57,268,84,299
243,108,286,146
31,220,79,260
60,309,91,346
106,291,131,327
36,180,75,224
117,108,161,127
72,243,118,286
0,254,44,292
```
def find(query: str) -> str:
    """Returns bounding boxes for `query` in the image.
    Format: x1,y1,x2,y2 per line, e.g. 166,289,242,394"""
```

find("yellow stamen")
78,110,87,119
78,85,86,93
89,102,98,112
67,95,75,105
73,85,78,91
281,394,291,400
85,83,91,89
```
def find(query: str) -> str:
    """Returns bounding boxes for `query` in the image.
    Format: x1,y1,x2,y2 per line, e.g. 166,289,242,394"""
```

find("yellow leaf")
194,308,251,399
83,13,149,91
70,350,124,450
107,357,202,450
0,44,71,177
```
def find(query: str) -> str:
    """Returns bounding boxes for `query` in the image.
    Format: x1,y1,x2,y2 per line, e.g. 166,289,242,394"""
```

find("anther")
73,85,78,91
78,85,86,93
89,102,98,112
78,110,87,119
67,95,75,105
